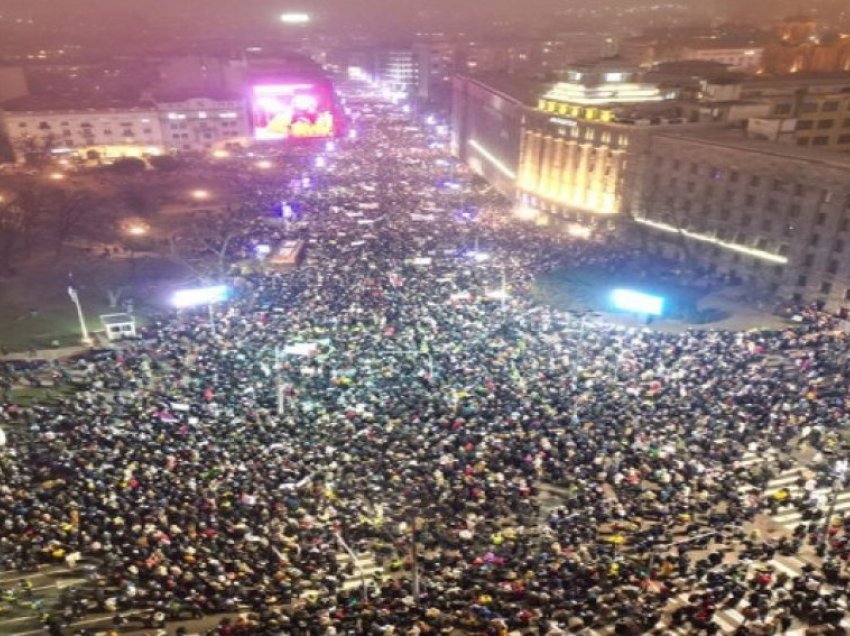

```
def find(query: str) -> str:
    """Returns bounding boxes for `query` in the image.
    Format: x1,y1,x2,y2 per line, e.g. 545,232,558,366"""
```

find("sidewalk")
1,338,107,363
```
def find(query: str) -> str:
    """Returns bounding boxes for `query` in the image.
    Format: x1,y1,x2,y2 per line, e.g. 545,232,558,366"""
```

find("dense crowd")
2,89,850,636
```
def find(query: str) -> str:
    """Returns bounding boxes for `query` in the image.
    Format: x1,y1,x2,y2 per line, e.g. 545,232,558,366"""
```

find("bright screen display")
251,84,334,140
610,289,665,316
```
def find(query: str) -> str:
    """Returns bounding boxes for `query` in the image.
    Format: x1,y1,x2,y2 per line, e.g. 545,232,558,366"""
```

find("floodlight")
610,289,664,316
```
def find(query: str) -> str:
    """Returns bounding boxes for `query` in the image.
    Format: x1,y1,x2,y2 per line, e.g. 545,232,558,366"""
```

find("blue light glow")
610,289,665,316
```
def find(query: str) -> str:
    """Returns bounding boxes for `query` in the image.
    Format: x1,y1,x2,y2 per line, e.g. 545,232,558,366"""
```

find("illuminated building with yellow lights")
453,67,850,309
516,62,684,220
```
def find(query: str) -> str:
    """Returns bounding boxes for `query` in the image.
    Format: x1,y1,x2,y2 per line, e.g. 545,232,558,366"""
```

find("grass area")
0,251,188,353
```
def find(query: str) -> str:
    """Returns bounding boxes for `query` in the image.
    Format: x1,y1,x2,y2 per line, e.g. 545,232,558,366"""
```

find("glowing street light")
171,285,229,333
49,172,66,181
315,156,326,169
191,189,210,201
280,12,310,24
212,149,230,159
256,159,273,170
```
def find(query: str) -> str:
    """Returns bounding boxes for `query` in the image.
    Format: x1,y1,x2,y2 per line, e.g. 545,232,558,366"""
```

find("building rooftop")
656,127,850,170
457,73,551,107
0,94,154,113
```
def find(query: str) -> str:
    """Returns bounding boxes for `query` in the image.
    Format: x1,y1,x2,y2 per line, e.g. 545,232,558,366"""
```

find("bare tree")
0,196,26,275
168,208,252,282
48,189,106,257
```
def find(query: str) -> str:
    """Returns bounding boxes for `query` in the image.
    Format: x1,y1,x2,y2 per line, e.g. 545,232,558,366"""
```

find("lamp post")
67,286,93,346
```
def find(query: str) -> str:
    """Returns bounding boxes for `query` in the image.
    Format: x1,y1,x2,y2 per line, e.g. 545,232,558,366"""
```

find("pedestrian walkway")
656,554,842,635
734,447,780,468
335,551,383,593
762,466,850,531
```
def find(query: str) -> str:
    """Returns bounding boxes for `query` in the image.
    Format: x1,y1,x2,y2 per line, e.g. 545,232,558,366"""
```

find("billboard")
251,84,334,140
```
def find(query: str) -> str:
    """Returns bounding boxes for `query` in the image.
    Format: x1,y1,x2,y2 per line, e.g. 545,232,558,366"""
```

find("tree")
110,157,147,175
0,196,26,275
169,207,253,281
148,155,182,172
119,182,160,218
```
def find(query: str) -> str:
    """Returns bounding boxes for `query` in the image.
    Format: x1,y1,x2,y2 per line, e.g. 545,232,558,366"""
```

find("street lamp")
49,172,66,181
190,189,210,201
171,285,229,333
256,159,273,170
212,149,230,159
280,12,310,24
67,286,93,346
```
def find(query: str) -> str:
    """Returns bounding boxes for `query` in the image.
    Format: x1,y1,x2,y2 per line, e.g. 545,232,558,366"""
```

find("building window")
730,171,739,182
822,101,839,112
840,218,849,232
845,289,850,301
835,240,845,253
797,275,807,287
774,103,792,115
741,214,752,226
827,260,839,274
789,204,801,217
838,134,850,144
817,119,835,129
760,219,772,231
801,103,817,113
750,176,761,187
797,120,813,130
812,136,829,146
803,254,814,267
815,212,826,226
844,118,850,127
820,282,832,295
810,234,820,247
745,195,755,206
797,138,810,146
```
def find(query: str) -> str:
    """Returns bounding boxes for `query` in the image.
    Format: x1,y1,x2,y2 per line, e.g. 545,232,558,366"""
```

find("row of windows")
795,279,850,300
796,117,850,131
799,100,850,114
797,135,850,146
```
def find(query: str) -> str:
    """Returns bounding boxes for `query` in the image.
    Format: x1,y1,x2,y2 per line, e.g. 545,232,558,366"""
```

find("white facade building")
1,107,163,160
679,46,764,73
0,96,252,161
156,97,250,152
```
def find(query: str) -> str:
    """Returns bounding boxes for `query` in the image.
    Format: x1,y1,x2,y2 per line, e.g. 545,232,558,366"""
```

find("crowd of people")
2,85,850,636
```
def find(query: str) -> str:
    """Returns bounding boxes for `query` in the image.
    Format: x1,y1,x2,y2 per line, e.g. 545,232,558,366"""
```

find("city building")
452,65,850,309
451,75,534,199
517,62,685,219
377,49,418,99
155,95,250,153
0,66,29,103
636,128,850,309
0,99,164,161
763,17,850,75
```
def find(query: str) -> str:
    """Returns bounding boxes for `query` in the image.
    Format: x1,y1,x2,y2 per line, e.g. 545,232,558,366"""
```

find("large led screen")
251,84,334,140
